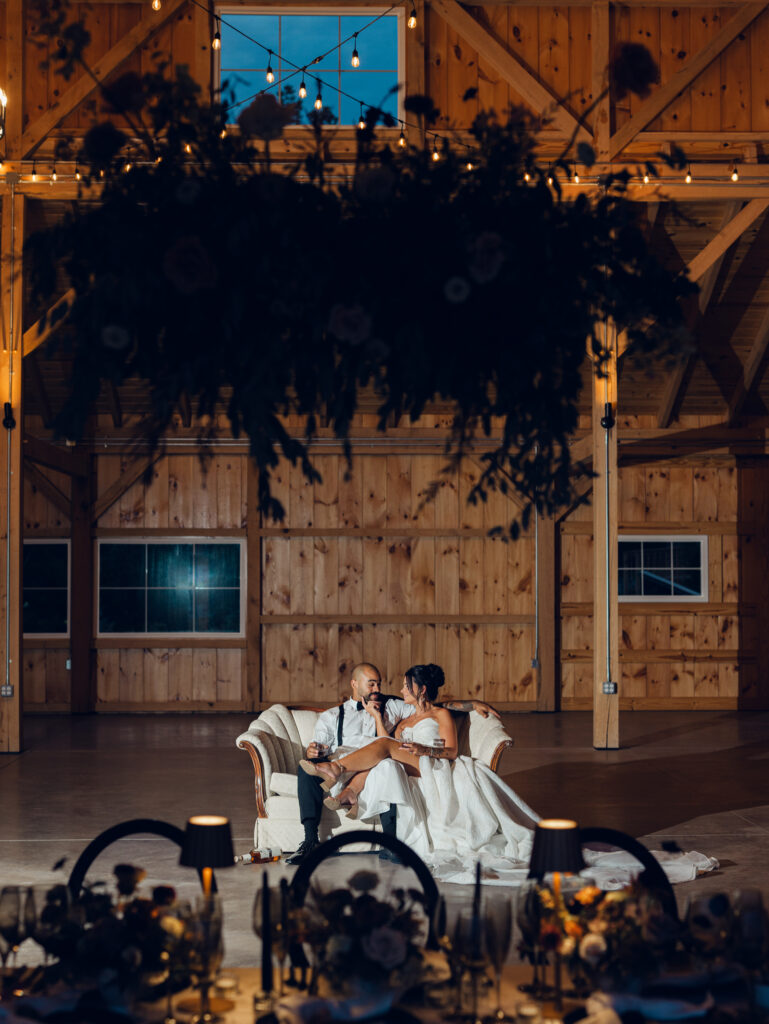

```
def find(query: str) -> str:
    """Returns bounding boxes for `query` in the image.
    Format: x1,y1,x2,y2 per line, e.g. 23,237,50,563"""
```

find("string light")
523,170,531,182
314,81,323,110
731,164,739,182
408,6,417,28
75,162,81,181
643,171,649,184
357,104,366,130
51,164,57,181
351,34,360,67
547,174,553,186
220,128,227,139
685,166,692,184
212,24,221,51
573,170,579,184
184,142,192,154
266,52,274,83
0,161,4,173
151,0,161,10
31,162,37,182
398,126,406,147
466,160,474,171
432,139,440,161
124,161,132,173
298,75,307,99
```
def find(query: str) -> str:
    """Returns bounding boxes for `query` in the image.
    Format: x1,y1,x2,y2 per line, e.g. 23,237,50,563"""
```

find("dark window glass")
643,542,671,568
673,542,701,569
340,73,398,123
23,590,68,634
148,544,193,588
643,569,672,596
196,545,240,588
23,544,68,588
341,16,397,67
148,589,194,632
282,15,338,69
673,570,701,596
195,589,240,632
618,542,642,570
100,544,146,587
221,14,279,65
618,569,642,596
100,589,145,633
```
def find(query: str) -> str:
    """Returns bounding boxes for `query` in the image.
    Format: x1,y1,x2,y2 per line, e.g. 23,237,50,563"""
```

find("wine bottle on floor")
234,848,281,864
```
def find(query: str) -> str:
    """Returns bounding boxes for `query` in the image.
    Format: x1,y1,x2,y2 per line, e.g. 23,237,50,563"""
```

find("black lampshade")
179,815,235,869
527,818,586,879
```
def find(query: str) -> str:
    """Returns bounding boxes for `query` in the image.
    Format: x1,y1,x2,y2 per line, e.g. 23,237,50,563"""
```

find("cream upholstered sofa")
236,704,515,853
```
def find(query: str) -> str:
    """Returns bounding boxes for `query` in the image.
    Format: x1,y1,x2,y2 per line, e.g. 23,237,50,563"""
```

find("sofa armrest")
236,736,268,818
488,738,515,774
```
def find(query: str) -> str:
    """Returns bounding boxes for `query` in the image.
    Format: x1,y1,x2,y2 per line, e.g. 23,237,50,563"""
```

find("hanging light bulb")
51,164,57,181
124,161,132,173
351,34,360,67
75,162,81,181
731,164,739,182
314,82,323,110
151,0,161,10
220,127,227,139
266,52,274,83
0,161,5,173
184,142,192,154
408,6,417,28
299,75,307,99
523,170,531,182
685,166,692,184
357,104,366,130
398,126,406,147
573,169,579,184
31,161,37,182
99,168,105,178
212,30,221,51
547,174,553,186
643,171,650,184
432,139,440,161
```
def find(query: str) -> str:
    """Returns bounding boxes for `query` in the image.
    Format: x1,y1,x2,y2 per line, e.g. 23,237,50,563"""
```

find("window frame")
95,537,247,639
618,534,709,604
216,4,406,127
22,538,71,639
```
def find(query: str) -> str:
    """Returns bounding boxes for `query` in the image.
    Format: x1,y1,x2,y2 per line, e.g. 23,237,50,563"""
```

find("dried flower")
574,886,602,906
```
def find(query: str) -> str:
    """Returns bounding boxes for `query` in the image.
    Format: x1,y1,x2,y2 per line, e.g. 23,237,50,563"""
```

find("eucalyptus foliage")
26,39,695,532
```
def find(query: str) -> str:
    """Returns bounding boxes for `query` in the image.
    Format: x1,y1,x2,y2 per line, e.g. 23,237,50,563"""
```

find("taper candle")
261,871,272,993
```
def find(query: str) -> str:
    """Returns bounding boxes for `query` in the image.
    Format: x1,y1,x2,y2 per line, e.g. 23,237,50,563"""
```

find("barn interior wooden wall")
4,0,769,753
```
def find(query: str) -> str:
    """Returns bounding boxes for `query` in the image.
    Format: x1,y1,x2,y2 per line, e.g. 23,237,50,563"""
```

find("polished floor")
1,710,768,966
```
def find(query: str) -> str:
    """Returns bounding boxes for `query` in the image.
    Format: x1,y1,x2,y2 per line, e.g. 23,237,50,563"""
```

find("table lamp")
527,818,585,1009
179,815,234,896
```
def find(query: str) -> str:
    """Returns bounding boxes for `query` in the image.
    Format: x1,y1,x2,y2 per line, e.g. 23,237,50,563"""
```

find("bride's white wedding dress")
351,717,718,887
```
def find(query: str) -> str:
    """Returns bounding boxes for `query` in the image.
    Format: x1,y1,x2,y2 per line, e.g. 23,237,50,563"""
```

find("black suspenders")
337,703,345,747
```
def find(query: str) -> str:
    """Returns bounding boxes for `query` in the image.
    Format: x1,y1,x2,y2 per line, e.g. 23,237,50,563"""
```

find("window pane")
643,542,671,568
281,15,339,69
148,589,194,632
618,569,641,596
673,541,701,569
340,72,398,124
195,589,240,632
100,589,145,633
643,569,672,595
618,541,642,570
23,544,68,588
307,71,340,121
222,72,267,122
23,589,67,634
100,544,146,587
221,15,280,66
340,16,398,68
148,544,193,588
673,570,701,597
195,545,240,588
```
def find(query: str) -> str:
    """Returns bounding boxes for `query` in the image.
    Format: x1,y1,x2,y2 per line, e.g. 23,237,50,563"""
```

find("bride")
300,664,717,887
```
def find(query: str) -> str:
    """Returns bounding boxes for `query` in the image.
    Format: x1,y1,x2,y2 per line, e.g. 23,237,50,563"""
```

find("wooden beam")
70,461,95,712
25,351,53,428
91,452,162,523
608,3,769,159
429,0,589,140
246,458,262,712
591,0,610,161
687,198,769,283
23,435,88,477
468,456,527,510
23,461,71,519
405,0,426,144
535,514,558,712
658,200,745,428
105,381,123,429
3,0,23,158
728,303,769,422
0,192,24,753
18,0,188,158
22,288,76,357
592,332,619,749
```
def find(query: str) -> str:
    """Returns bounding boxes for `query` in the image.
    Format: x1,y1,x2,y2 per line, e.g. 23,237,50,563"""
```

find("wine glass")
0,886,25,973
185,895,224,1024
156,899,193,1024
485,894,513,1021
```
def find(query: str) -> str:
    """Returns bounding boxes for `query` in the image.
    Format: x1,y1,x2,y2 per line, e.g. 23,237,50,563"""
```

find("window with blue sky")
218,8,402,126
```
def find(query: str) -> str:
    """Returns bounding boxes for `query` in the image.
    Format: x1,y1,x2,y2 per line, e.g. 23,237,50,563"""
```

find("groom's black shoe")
286,837,319,865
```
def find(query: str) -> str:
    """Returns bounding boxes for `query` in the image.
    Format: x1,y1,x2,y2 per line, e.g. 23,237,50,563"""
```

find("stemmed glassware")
484,894,513,1021
0,887,25,975
184,894,224,1024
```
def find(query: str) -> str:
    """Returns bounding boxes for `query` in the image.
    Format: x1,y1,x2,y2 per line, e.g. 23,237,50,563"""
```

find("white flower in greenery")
361,926,408,970
101,324,131,350
444,276,470,303
327,304,372,345
578,932,607,967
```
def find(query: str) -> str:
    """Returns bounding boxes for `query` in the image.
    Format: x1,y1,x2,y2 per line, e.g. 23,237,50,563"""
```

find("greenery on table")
27,3,695,532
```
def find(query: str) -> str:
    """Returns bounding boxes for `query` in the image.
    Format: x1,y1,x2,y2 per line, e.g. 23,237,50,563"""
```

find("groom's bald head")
350,663,382,700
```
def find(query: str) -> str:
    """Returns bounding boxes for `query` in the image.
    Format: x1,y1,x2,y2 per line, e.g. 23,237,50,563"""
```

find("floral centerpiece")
292,870,425,1002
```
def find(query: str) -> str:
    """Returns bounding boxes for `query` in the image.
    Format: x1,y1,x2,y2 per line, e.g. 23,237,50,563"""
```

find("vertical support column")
591,0,611,163
4,0,24,161
405,0,426,143
592,331,619,749
246,457,262,712
535,513,559,712
70,455,94,713
0,192,25,753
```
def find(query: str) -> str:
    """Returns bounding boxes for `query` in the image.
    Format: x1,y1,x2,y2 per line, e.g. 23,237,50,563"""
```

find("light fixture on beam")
731,164,739,182
408,6,417,29
212,18,221,51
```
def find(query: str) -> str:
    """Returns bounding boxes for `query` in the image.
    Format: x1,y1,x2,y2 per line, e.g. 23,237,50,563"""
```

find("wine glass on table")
484,894,513,1021
182,894,224,1024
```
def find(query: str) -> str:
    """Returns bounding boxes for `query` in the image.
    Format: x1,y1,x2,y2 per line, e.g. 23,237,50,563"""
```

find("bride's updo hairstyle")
404,663,445,703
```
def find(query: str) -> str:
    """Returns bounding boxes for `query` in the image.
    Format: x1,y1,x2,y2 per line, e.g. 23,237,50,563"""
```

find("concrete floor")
1,710,767,967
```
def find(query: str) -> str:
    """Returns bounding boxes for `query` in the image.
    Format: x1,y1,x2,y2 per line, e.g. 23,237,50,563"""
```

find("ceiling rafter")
23,288,76,358
727,303,769,422
23,461,72,518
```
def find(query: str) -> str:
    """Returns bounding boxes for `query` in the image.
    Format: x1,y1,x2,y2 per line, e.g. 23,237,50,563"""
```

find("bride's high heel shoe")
299,758,346,790
323,789,359,818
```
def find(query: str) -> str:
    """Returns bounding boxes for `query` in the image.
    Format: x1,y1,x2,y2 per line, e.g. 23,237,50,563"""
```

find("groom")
286,662,500,864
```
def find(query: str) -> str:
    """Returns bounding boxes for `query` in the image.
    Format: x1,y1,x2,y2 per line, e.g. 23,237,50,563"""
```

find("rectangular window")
618,536,708,602
23,540,70,637
218,7,403,127
97,539,245,636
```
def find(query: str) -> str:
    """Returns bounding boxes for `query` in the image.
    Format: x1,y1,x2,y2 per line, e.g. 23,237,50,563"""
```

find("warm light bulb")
398,129,406,148
314,91,323,111
731,165,739,182
0,161,5,173
151,0,161,10
432,145,440,162
124,161,132,172
266,54,274,83
358,107,366,130
31,165,37,182
547,175,553,185
51,166,57,181
523,170,531,182
75,165,81,181
351,37,360,67
212,31,221,51
184,142,192,154
573,171,579,184
220,128,226,139
466,160,474,171
299,79,307,99
408,7,417,28
685,167,692,184
643,171,649,184
99,168,105,178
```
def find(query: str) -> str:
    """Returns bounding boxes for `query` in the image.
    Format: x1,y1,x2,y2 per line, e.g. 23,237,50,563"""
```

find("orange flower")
574,886,602,906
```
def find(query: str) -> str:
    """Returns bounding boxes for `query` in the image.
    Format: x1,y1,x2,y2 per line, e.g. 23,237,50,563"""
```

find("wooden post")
246,457,262,711
592,330,619,749
591,0,611,162
535,513,558,712
405,0,426,144
70,455,94,713
0,191,25,753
